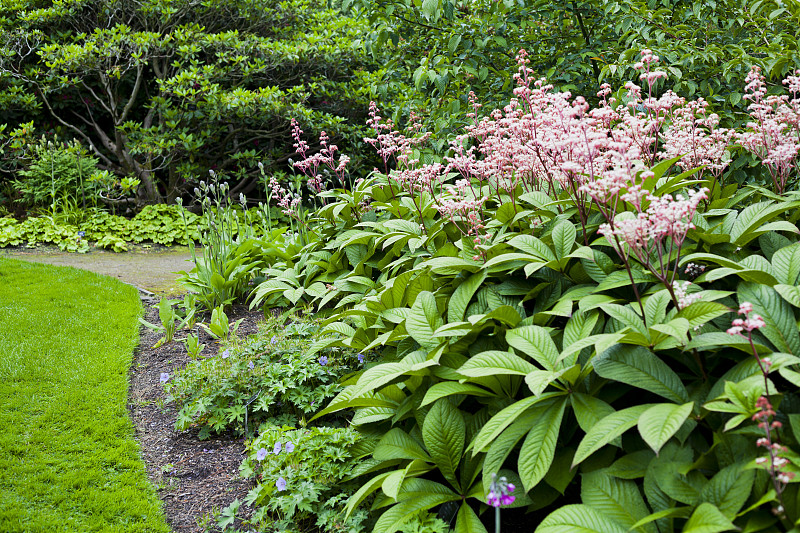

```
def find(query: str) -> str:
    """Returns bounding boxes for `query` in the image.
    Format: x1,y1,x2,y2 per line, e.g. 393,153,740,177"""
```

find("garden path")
0,245,193,294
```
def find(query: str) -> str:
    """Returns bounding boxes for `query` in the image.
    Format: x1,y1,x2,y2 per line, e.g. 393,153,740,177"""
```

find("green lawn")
0,258,170,533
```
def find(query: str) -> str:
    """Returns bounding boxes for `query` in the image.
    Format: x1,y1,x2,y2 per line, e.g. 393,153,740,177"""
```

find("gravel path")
0,245,195,294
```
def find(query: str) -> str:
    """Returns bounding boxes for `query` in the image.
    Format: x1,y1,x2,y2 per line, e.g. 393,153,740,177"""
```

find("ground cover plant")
0,257,170,532
214,52,800,532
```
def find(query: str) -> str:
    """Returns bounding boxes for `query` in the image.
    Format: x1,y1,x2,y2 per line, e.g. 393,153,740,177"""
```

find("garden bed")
128,299,264,532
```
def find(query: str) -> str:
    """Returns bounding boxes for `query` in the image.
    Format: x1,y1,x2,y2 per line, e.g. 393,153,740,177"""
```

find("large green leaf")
637,402,694,455
373,479,460,533
682,503,737,533
552,220,577,261
699,463,754,519
373,428,431,462
457,350,537,377
422,399,466,490
571,393,616,434
573,404,654,467
454,502,488,533
448,270,487,323
593,344,689,403
518,397,567,492
581,471,655,533
771,243,800,285
482,410,539,494
420,382,494,406
472,393,563,455
505,325,560,370
405,291,443,349
535,504,627,533
738,282,800,355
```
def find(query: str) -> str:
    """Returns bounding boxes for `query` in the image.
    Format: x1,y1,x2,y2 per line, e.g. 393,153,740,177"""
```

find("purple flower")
271,336,279,345
319,356,328,366
273,442,282,454
285,441,295,453
256,448,268,461
357,353,365,364
160,372,170,383
77,231,85,238
221,349,230,359
276,476,287,491
248,361,255,370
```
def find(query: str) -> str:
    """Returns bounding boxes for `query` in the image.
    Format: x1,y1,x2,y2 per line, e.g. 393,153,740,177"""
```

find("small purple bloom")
285,441,295,453
256,448,268,461
276,476,287,491
273,442,282,454
319,356,328,366
357,353,365,364
248,361,255,370
222,349,230,359
160,372,170,383
77,231,85,238
271,336,279,345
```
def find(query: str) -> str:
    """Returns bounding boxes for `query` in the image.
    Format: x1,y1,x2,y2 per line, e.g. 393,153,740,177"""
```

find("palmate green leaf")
571,393,616,435
471,393,564,455
420,382,495,407
573,404,654,467
552,220,577,261
581,470,655,533
518,397,566,492
373,480,460,533
406,290,443,349
683,503,737,533
373,428,431,462
771,243,800,285
454,502,488,533
593,344,689,403
637,402,694,455
505,325,560,371
422,399,466,490
457,350,537,377
535,504,627,533
448,270,487,323
700,463,754,519
738,282,800,355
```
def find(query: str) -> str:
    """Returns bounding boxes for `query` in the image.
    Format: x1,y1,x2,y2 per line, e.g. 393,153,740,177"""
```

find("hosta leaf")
593,344,689,403
683,503,737,533
581,471,655,533
406,291,443,349
455,502,488,533
552,220,577,261
448,270,487,323
738,282,800,355
420,382,494,406
505,325,560,371
472,393,562,455
637,402,694,455
573,404,654,467
423,399,466,490
457,350,537,377
700,463,754,519
518,397,566,492
535,504,627,533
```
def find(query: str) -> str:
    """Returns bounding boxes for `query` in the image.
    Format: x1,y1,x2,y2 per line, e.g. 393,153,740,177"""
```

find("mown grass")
0,258,170,533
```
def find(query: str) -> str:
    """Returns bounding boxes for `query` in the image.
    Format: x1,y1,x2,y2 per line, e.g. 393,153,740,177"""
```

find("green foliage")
165,314,359,439
0,204,202,251
0,0,380,204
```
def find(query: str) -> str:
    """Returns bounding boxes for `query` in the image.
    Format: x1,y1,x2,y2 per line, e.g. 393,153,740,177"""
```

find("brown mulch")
127,294,264,532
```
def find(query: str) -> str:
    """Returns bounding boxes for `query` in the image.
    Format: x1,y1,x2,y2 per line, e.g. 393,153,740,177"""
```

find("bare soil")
130,299,263,532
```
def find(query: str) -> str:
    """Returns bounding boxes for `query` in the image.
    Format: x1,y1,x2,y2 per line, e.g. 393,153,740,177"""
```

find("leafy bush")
243,55,800,532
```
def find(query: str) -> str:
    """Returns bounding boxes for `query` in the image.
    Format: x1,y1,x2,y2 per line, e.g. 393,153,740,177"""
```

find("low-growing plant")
165,315,359,440
199,306,243,343
183,333,205,359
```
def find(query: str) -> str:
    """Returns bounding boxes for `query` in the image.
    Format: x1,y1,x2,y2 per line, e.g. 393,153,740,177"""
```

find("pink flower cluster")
738,67,800,193
599,188,708,283
752,396,795,515
291,119,350,191
726,301,766,336
673,281,701,309
363,102,430,174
